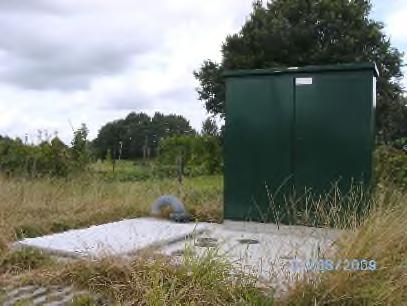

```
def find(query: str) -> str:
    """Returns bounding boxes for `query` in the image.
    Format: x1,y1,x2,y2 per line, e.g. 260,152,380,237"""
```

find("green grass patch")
0,248,53,274
21,249,274,305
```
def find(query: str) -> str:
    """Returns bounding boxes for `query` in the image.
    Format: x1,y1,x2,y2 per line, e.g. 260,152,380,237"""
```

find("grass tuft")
280,187,407,305
0,247,53,274
25,250,274,305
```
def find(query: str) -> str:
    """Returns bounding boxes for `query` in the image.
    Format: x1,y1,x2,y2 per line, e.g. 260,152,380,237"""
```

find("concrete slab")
14,217,342,291
160,221,342,289
15,218,210,258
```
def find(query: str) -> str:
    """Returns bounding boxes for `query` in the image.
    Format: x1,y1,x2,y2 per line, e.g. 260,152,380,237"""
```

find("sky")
0,0,406,144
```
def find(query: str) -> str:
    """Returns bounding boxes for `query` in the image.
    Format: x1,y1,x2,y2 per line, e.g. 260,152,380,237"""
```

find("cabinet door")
294,72,373,197
224,75,293,222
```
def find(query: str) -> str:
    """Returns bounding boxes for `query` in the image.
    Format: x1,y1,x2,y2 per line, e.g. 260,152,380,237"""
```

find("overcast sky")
0,0,406,144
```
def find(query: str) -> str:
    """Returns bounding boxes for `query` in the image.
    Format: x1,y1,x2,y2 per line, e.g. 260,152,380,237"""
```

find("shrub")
374,144,407,189
0,137,74,177
0,125,91,178
157,135,222,176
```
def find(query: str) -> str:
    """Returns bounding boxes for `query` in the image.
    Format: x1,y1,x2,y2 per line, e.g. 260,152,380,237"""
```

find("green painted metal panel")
224,63,376,223
294,71,374,194
224,75,293,221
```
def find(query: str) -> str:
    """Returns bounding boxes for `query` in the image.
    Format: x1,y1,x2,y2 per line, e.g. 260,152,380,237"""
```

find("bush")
0,125,91,178
157,135,222,176
374,144,407,189
0,134,89,178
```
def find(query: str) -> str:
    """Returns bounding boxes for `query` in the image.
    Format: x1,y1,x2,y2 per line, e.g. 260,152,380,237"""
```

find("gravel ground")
0,285,104,306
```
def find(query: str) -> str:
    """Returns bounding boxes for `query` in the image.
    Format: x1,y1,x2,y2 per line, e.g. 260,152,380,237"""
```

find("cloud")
0,7,162,90
386,8,407,42
373,0,407,88
0,0,251,91
0,1,65,14
0,0,253,142
0,0,404,144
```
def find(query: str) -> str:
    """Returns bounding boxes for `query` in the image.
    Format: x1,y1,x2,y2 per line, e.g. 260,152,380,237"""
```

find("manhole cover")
194,237,218,247
237,239,259,245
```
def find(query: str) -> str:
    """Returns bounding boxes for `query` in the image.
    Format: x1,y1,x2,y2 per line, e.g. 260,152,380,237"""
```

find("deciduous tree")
194,0,405,141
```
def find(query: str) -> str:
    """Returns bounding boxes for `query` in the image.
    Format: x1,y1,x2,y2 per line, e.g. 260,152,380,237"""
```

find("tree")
124,112,151,159
71,123,90,166
150,112,196,153
92,112,196,160
379,95,407,142
194,0,405,141
0,134,79,177
201,117,219,136
157,135,222,176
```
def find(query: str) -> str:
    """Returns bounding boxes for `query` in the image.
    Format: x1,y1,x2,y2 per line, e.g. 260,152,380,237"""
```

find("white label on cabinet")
295,77,313,85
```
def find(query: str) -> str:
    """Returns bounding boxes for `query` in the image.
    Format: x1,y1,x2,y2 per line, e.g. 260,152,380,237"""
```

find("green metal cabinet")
223,63,378,223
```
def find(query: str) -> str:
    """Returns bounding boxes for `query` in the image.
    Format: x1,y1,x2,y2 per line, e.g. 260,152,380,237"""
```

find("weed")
0,247,52,274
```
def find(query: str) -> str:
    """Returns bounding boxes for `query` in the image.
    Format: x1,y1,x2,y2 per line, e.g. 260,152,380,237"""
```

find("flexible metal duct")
150,195,191,223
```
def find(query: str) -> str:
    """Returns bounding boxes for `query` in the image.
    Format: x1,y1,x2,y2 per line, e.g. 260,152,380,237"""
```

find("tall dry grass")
280,186,407,305
0,174,222,240
16,249,274,305
1,171,406,305
0,227,10,257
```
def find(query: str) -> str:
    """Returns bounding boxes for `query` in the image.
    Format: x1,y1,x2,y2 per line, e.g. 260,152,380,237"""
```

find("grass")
0,160,406,305
259,182,373,229
90,159,155,181
10,249,274,305
69,295,100,306
280,186,407,305
0,248,52,274
0,226,10,254
3,186,405,305
0,171,222,240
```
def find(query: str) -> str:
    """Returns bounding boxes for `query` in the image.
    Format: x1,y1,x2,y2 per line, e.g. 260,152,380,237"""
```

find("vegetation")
0,174,222,241
374,142,407,189
0,115,405,306
201,117,219,136
282,187,407,305
0,172,405,305
0,1,406,303
0,142,403,237
92,112,196,160
20,250,273,305
194,0,406,141
0,125,89,178
157,135,222,177
0,142,406,304
0,248,52,275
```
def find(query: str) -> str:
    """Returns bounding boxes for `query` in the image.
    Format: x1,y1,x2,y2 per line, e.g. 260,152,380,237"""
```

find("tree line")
91,112,220,161
0,115,223,179
91,112,196,160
